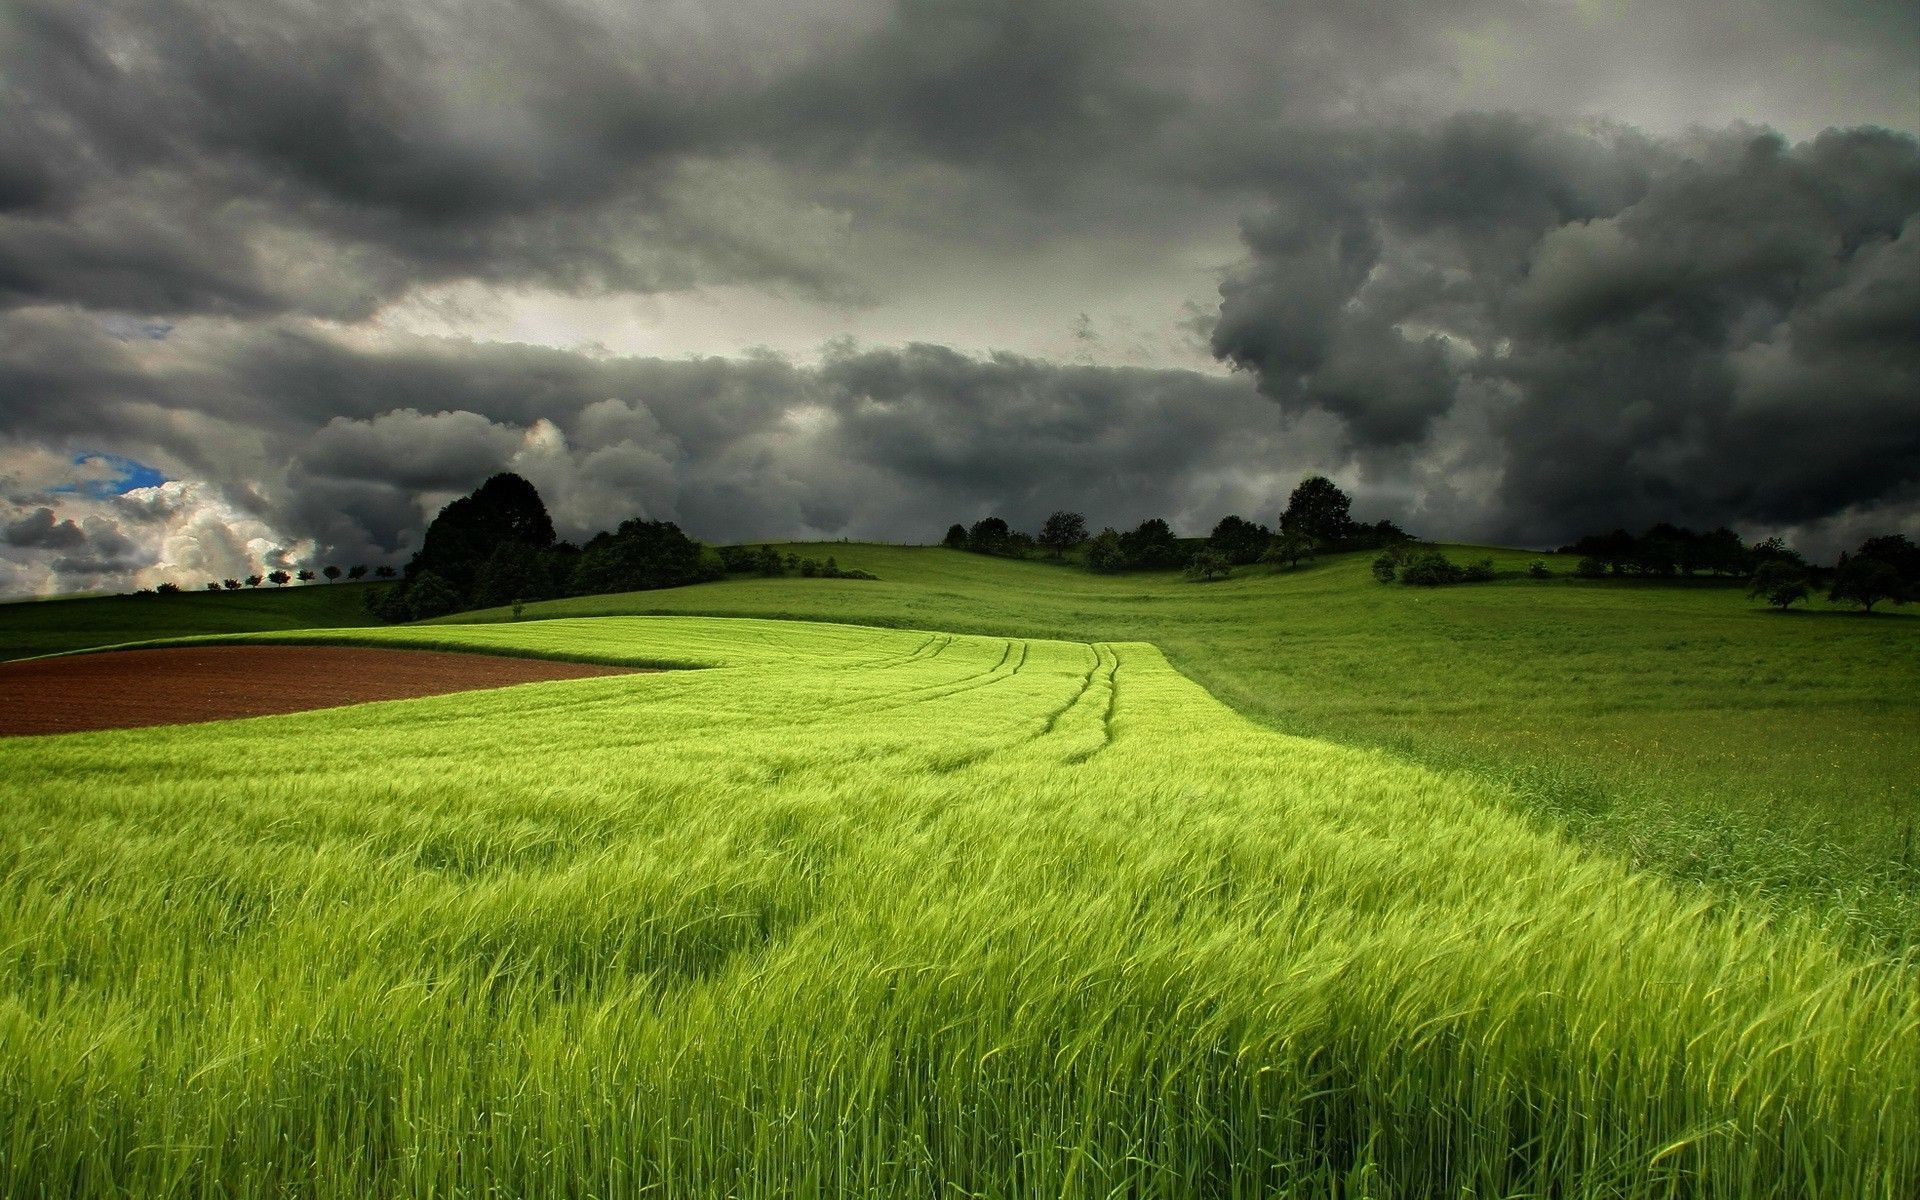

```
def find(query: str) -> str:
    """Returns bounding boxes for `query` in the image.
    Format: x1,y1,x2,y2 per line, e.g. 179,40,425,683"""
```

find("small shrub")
1575,557,1607,579
1528,560,1552,579
1462,558,1496,583
1371,554,1397,584
1399,550,1464,587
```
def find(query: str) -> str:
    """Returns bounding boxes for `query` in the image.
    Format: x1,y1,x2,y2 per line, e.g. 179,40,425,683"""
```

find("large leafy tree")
407,472,556,598
1208,515,1271,565
1828,555,1905,614
1279,475,1354,544
1118,518,1181,570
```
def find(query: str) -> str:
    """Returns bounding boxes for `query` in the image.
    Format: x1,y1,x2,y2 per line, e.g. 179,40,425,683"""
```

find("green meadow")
2,548,1916,1195
0,581,379,662
440,544,1920,950
3,617,1915,1196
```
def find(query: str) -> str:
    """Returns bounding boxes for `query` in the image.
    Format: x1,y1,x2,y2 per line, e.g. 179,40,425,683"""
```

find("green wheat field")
3,547,1917,1196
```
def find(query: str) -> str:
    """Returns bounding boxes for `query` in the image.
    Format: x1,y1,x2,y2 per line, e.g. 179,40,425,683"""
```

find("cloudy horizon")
3,0,1916,595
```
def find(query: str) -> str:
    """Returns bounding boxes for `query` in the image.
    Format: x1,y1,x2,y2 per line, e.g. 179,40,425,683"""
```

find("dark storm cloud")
4,507,86,550
1214,122,1920,544
1,0,1917,593
0,309,1313,590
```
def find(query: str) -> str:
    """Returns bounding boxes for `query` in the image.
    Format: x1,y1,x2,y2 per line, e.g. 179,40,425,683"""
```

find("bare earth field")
0,644,646,736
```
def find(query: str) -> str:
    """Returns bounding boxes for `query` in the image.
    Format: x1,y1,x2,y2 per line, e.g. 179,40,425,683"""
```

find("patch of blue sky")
54,453,167,498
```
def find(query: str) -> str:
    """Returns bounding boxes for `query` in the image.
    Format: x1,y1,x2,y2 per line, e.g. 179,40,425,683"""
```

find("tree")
1828,555,1904,614
1268,530,1315,569
1208,515,1272,566
322,565,342,583
1371,554,1397,583
1697,527,1750,576
570,518,711,596
1185,547,1231,582
267,571,291,587
1747,560,1809,611
473,541,555,609
1279,476,1354,544
1857,534,1920,585
942,523,969,550
1118,518,1181,570
406,472,556,599
374,565,396,579
245,575,263,588
1749,536,1805,570
296,569,315,582
205,581,221,591
967,516,1013,555
347,565,368,581
155,581,181,595
405,571,463,620
1084,528,1126,573
222,579,241,590
363,584,413,624
1038,511,1088,557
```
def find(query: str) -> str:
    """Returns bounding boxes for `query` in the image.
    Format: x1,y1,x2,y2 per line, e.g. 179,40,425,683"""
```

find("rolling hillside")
437,544,1920,948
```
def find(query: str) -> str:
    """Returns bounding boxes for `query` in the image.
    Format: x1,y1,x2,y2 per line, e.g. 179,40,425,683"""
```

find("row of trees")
941,477,1410,578
1748,534,1917,613
142,564,397,595
1562,524,1764,578
363,473,877,623
365,474,725,622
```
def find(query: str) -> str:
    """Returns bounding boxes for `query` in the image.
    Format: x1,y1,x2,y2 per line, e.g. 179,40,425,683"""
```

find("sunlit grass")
439,545,1920,948
2,617,1914,1196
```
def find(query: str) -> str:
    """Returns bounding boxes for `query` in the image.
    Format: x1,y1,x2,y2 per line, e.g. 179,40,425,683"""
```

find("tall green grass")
439,545,1920,950
3,618,1913,1196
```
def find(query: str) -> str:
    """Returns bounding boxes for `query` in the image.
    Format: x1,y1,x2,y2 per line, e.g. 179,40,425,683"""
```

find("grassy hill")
0,582,381,661
4,617,1912,1195
436,544,1920,948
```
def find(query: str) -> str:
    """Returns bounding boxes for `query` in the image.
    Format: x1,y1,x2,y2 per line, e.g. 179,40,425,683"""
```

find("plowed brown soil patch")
0,645,650,737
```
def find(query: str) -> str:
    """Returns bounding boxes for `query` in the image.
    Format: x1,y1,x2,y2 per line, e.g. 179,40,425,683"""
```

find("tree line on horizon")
941,476,1411,581
360,473,878,623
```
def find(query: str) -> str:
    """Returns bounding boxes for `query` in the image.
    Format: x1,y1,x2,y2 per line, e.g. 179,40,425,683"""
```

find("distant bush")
1084,528,1126,573
1528,560,1552,579
1371,554,1396,584
1399,551,1465,587
155,582,180,595
942,523,968,549
1575,557,1607,579
1462,558,1496,583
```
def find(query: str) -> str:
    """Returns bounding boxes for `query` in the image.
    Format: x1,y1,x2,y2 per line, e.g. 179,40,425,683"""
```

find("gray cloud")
0,0,1915,594
1215,122,1920,544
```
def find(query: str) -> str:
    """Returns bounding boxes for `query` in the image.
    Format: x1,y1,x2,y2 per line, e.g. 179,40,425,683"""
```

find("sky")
2,0,1916,595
